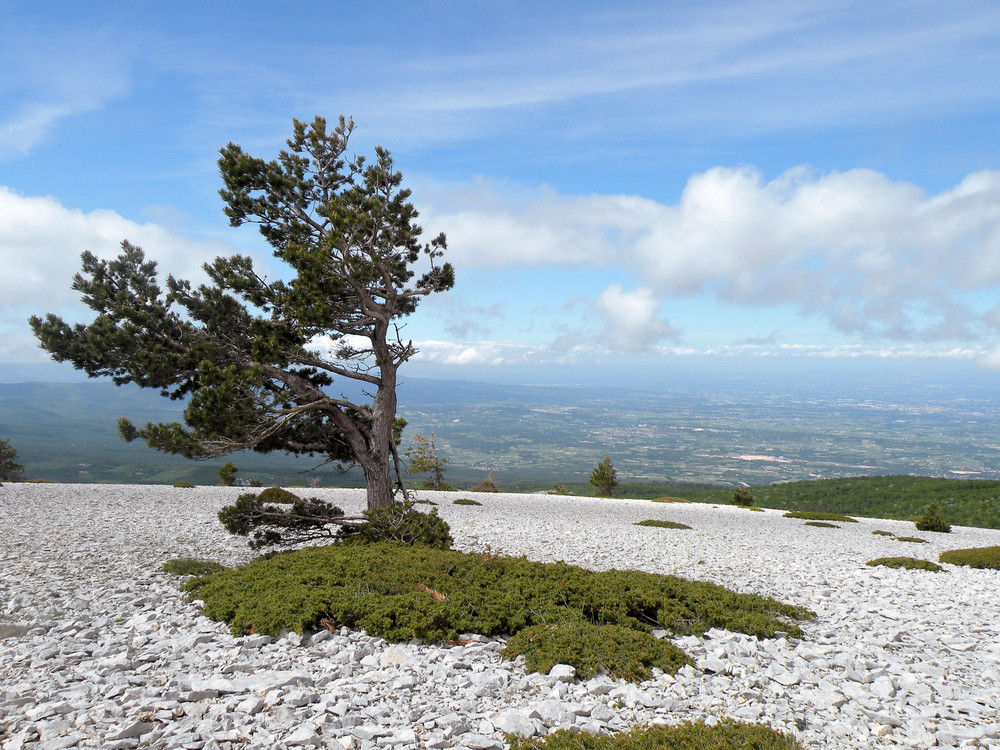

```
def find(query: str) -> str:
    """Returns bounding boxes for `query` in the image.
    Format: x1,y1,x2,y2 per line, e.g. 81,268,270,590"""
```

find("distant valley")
1,368,998,489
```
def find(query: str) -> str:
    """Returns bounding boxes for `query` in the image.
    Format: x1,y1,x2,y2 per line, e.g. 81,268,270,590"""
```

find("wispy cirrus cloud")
0,24,132,158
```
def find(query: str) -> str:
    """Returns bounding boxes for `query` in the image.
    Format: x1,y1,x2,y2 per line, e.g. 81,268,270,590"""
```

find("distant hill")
674,476,1000,530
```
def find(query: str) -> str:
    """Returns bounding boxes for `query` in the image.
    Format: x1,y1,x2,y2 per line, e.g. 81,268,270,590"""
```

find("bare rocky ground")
1,483,999,749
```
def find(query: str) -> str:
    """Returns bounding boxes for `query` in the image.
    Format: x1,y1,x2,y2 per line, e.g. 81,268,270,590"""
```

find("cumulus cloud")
592,285,676,352
0,188,242,310
0,188,262,360
421,167,1000,344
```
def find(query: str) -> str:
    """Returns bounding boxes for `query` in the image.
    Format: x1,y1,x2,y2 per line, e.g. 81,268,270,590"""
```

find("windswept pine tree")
31,116,454,509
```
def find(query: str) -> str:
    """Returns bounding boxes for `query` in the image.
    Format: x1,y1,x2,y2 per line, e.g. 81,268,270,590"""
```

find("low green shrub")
256,487,299,504
894,536,928,543
549,485,571,496
650,496,689,504
914,501,951,533
347,502,452,549
506,720,802,750
871,530,895,536
453,498,483,506
172,480,195,488
731,487,754,507
184,543,813,661
634,520,691,530
938,546,1000,569
866,557,942,572
503,620,690,681
804,521,839,528
162,558,227,576
783,511,858,523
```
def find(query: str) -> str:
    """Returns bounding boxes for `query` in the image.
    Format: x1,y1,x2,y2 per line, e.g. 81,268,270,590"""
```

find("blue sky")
2,0,1000,379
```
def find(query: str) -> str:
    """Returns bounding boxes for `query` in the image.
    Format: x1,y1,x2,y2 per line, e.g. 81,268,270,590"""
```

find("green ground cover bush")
871,530,895,536
894,536,928,543
504,621,690,681
866,557,942,572
172,480,195,488
634,520,692,530
783,511,857,523
506,720,801,750
453,498,483,506
938,546,1000,569
650,496,689,504
162,558,227,576
803,521,839,528
256,487,299,504
184,542,813,678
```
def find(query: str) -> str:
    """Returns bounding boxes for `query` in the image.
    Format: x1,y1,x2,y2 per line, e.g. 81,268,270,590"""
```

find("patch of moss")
650,496,689,504
938,546,1000,569
783,511,858,523
506,720,802,750
453,498,483,506
185,542,813,661
504,620,690,681
634,520,692,530
803,521,839,528
172,480,195,488
866,557,942,572
871,529,895,536
161,558,227,576
894,536,928,544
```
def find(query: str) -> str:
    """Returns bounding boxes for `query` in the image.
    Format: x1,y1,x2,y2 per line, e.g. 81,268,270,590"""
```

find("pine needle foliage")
783,511,857,523
938,546,1000,569
590,457,618,497
914,501,951,533
506,719,802,750
866,557,942,572
29,116,453,510
634,520,692,530
0,438,25,483
504,621,690,681
184,543,813,653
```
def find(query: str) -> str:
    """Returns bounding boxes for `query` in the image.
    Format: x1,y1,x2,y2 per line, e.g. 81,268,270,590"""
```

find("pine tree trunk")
362,458,395,509
362,360,398,510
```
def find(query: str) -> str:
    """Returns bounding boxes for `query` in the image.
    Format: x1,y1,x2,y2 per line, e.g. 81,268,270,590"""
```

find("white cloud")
421,167,1000,344
0,188,240,308
412,339,547,367
593,285,676,352
0,188,256,360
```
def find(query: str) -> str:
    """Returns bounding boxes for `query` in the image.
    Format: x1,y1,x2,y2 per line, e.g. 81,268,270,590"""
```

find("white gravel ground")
2,483,999,749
